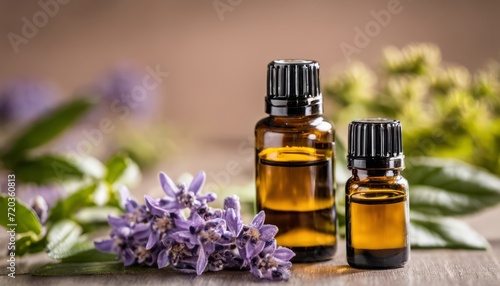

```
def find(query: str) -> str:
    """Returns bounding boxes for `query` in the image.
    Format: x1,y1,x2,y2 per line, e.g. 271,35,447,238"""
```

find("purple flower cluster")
95,171,295,281
0,79,58,125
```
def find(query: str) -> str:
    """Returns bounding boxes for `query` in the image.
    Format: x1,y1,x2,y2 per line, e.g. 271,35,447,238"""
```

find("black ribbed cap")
266,59,323,116
347,118,405,169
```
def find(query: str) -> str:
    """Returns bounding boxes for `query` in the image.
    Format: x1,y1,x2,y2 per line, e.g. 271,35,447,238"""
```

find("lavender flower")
170,213,233,274
157,238,198,272
95,171,295,281
95,189,158,266
249,240,295,280
236,211,278,262
224,195,241,214
222,196,243,237
94,215,156,266
143,195,177,250
157,171,216,212
207,244,242,271
122,196,152,226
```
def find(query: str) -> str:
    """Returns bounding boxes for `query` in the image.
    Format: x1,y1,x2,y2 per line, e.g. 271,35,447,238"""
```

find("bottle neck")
352,169,401,180
265,96,323,116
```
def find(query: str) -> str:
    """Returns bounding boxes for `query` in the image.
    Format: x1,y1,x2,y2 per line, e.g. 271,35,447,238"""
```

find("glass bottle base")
290,245,337,263
347,246,409,269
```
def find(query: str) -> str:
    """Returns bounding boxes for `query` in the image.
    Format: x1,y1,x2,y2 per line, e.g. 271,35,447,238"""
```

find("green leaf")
46,221,115,262
406,157,500,216
74,206,121,224
56,238,94,259
79,222,110,234
47,220,82,259
105,154,141,188
15,236,34,256
3,98,94,159
93,182,110,206
16,235,46,256
0,195,42,235
10,155,84,185
49,184,96,222
410,185,491,217
68,155,106,180
105,155,128,184
61,248,117,263
32,261,161,276
410,214,489,249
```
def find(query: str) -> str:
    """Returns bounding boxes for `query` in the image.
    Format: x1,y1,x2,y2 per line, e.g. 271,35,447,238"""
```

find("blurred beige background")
1,0,500,243
2,0,500,139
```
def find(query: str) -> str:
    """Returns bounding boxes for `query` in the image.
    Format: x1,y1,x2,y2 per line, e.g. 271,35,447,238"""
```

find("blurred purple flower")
96,66,156,116
30,196,48,224
6,184,65,225
0,79,58,125
16,184,64,210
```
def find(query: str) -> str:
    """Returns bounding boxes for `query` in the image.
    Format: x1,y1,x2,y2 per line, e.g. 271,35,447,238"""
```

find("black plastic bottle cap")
347,118,405,169
266,59,323,116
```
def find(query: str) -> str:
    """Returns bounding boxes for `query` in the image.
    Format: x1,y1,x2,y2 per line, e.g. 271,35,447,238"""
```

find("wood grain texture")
2,240,500,286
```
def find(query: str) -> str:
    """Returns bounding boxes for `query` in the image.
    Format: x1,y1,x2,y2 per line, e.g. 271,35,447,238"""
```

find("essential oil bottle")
345,118,410,269
255,59,337,262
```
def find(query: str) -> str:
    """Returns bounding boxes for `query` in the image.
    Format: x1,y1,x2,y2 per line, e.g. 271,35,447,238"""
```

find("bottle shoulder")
346,173,409,193
255,116,271,129
255,115,335,150
255,115,335,133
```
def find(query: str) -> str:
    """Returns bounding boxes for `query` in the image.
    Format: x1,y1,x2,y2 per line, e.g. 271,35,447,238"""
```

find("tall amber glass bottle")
255,59,337,262
346,118,410,269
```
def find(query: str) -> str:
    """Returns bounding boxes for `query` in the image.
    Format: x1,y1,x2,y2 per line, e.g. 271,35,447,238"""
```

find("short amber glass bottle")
345,118,410,269
255,59,337,262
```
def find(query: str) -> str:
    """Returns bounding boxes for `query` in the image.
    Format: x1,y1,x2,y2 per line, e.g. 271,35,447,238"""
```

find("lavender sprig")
95,171,295,281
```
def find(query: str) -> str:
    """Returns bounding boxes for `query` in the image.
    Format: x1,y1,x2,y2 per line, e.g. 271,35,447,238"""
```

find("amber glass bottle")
255,59,337,262
345,118,410,269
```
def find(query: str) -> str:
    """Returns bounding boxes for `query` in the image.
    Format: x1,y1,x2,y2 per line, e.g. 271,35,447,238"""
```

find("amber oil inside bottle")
256,116,337,262
346,169,409,269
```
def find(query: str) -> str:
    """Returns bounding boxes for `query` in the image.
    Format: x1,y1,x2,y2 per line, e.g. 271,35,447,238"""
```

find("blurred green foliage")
325,43,500,174
326,43,500,249
0,98,138,260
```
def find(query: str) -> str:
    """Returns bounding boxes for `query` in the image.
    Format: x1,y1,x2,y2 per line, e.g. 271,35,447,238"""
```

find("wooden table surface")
2,238,500,286
2,204,500,285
